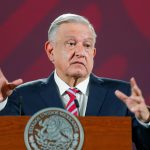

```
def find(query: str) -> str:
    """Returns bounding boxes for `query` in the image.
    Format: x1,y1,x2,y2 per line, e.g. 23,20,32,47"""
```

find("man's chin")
68,71,88,79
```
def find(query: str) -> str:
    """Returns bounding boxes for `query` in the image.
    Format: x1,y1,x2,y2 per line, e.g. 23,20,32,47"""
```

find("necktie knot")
66,88,80,98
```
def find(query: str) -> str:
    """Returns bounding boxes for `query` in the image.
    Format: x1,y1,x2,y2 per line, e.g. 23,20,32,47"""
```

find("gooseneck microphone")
74,99,80,116
19,96,24,116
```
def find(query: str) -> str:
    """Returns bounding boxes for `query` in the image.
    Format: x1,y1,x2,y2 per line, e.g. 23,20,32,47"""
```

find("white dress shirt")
0,99,7,111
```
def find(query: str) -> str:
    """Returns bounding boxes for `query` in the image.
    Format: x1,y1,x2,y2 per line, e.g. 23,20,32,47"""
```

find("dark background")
1,1,150,104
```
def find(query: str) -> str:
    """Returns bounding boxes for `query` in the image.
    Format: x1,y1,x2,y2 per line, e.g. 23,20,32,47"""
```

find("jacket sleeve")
0,89,22,116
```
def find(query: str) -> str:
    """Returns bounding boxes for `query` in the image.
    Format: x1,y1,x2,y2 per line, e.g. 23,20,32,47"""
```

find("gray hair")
48,13,97,43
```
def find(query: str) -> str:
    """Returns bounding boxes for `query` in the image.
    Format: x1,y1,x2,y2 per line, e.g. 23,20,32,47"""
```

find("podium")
0,116,132,150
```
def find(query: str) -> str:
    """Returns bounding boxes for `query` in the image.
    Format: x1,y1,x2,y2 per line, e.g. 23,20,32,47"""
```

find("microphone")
74,99,80,115
19,96,23,116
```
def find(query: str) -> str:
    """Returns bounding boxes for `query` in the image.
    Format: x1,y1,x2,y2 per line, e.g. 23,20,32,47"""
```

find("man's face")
46,23,96,81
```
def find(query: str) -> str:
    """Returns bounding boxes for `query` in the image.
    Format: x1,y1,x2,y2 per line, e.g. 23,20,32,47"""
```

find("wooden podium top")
0,116,132,150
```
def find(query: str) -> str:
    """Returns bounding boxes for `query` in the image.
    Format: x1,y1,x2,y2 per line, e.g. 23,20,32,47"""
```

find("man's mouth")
71,61,85,66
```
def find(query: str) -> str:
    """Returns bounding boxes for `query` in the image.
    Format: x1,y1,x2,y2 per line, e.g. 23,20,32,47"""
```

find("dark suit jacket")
0,73,150,149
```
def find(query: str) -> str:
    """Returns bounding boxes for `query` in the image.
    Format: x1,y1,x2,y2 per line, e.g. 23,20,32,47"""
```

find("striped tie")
66,88,79,116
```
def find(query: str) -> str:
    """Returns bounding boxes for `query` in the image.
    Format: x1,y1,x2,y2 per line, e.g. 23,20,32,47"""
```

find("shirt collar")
54,70,89,95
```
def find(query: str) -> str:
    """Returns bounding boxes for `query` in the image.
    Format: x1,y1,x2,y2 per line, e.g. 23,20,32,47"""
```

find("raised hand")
115,77,150,123
0,69,23,102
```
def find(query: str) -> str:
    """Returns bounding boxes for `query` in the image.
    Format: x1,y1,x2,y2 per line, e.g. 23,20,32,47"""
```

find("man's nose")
75,43,86,57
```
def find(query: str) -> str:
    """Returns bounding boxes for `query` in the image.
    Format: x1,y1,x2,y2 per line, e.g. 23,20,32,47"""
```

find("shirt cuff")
0,98,8,111
136,117,150,128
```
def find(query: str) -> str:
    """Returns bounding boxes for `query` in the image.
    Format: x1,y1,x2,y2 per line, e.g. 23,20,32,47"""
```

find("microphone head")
74,99,79,108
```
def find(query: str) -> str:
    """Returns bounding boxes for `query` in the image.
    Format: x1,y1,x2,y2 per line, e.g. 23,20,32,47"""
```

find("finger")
130,77,137,87
12,79,23,86
8,79,23,90
0,93,4,102
115,90,128,103
133,86,142,97
130,77,142,96
130,77,136,96
130,95,143,103
0,69,6,80
0,69,4,76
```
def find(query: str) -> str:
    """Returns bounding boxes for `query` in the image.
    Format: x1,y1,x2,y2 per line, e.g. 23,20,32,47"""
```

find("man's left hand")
115,77,150,123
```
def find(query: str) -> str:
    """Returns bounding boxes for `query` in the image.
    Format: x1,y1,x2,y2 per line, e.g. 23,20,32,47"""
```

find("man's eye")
84,43,92,48
65,41,76,48
68,42,75,46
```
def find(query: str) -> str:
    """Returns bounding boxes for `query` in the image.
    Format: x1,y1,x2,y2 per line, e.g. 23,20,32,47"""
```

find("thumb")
8,79,23,89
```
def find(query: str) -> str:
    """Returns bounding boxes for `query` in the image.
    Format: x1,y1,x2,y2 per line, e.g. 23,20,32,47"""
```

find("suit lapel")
85,74,107,116
38,73,64,109
36,73,108,114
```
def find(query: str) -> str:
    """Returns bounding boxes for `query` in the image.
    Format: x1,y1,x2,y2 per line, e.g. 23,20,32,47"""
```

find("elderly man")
0,14,150,149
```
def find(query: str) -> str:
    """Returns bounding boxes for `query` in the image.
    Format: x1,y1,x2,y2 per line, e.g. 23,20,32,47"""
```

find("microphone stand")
74,99,80,116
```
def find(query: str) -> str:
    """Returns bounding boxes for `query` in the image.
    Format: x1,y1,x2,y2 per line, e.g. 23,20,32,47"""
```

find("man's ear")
45,41,54,63
93,48,96,57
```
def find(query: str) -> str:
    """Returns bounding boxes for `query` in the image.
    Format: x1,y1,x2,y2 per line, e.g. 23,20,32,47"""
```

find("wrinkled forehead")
56,22,95,42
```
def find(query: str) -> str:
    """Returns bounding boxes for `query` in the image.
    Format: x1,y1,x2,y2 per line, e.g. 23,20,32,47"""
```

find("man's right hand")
0,69,23,102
